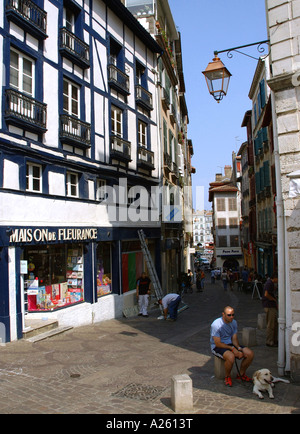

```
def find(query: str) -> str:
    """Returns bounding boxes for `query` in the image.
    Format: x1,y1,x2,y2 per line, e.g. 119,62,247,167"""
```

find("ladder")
137,229,164,301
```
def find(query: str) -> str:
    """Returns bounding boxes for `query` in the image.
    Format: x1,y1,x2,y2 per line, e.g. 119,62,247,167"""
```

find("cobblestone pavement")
0,276,300,415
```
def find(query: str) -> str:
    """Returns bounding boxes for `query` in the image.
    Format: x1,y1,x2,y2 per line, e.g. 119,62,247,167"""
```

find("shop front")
215,247,243,275
0,226,114,342
0,225,161,342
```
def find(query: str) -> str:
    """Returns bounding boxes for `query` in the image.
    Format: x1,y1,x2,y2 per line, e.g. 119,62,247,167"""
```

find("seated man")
210,306,254,386
158,293,181,321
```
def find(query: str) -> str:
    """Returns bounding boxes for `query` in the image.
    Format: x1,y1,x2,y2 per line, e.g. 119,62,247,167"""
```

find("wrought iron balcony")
60,114,91,148
59,28,90,69
110,135,131,162
137,146,155,170
135,85,153,111
108,62,130,95
5,89,47,133
6,0,47,39
163,152,172,171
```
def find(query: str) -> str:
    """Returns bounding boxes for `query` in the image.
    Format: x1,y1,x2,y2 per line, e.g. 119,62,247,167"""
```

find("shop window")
96,243,112,297
24,244,84,311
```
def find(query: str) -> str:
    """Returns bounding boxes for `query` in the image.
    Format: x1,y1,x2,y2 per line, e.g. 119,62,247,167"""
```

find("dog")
252,369,290,399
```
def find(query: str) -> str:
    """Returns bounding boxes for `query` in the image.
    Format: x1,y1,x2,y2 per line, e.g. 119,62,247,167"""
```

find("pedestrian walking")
221,269,228,291
158,293,181,321
210,306,254,387
262,272,278,347
200,269,205,291
196,268,201,292
136,272,151,317
210,268,215,284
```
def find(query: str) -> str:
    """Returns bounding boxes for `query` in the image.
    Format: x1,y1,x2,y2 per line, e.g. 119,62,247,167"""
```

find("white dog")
252,369,290,399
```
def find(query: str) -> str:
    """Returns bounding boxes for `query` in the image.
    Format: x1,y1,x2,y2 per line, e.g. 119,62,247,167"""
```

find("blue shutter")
260,79,266,109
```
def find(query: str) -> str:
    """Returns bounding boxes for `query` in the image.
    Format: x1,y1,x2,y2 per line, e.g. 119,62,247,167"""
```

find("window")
216,198,225,211
138,120,147,147
63,78,79,117
26,163,42,192
217,218,226,229
230,235,240,247
111,105,123,137
96,179,106,201
229,218,238,228
64,7,75,32
10,49,34,96
218,236,227,247
228,198,237,211
66,172,79,197
24,244,84,311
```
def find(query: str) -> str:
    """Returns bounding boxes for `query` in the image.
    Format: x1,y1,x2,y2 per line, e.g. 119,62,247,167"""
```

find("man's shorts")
212,344,245,359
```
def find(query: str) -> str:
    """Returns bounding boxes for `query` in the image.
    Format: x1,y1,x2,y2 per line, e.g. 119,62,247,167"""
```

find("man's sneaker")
225,376,232,387
236,373,252,382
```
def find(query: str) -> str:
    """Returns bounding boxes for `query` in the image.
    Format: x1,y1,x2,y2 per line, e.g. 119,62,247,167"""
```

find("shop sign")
216,247,242,257
9,227,98,244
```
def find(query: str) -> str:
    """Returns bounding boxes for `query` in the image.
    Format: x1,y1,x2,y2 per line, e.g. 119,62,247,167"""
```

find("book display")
24,244,84,311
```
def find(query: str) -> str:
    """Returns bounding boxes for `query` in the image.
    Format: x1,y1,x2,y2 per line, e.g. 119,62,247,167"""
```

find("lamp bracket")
214,40,270,61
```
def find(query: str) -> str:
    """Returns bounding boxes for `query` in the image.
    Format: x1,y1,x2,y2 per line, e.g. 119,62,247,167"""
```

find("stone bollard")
171,374,193,412
257,313,267,330
242,327,257,347
214,356,225,379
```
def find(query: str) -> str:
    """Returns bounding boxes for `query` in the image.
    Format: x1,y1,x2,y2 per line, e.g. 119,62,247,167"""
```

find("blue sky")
168,0,268,209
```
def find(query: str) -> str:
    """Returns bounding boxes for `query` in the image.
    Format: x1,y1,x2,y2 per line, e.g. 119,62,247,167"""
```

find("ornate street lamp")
203,40,269,103
202,53,232,103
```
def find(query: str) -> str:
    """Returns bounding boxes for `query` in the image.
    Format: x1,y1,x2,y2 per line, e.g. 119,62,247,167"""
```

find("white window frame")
66,171,79,197
10,48,35,97
138,120,147,148
63,7,75,32
96,179,107,201
63,78,80,118
26,163,42,193
111,105,123,137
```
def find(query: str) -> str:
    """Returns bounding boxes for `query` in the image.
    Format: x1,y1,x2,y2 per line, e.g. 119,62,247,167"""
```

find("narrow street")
0,273,299,415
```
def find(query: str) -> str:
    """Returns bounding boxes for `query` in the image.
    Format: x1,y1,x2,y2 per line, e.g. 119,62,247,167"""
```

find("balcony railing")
59,28,90,69
108,63,130,95
110,135,131,162
5,89,47,132
6,0,47,38
163,152,172,171
60,114,91,148
135,85,153,111
137,146,155,170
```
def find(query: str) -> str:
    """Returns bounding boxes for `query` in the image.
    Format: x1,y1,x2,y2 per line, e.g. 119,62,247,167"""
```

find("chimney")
215,173,222,182
224,165,232,179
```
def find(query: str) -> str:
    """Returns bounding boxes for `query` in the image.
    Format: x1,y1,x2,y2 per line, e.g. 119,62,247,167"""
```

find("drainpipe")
270,89,286,376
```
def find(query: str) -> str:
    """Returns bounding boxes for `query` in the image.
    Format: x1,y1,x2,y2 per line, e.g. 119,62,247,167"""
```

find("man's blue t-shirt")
210,317,238,350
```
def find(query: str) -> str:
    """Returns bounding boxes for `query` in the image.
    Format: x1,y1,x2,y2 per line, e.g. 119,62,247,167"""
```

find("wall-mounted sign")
9,227,98,245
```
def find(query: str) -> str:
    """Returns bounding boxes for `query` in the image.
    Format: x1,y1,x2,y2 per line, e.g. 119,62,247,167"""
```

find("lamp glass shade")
202,56,232,102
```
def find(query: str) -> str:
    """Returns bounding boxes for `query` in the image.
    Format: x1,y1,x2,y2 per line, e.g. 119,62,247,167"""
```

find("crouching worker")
210,306,254,387
158,293,181,321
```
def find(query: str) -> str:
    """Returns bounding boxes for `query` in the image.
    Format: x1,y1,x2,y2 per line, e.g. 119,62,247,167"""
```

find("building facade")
248,57,277,278
123,0,195,292
209,167,243,272
265,0,300,379
0,0,164,342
